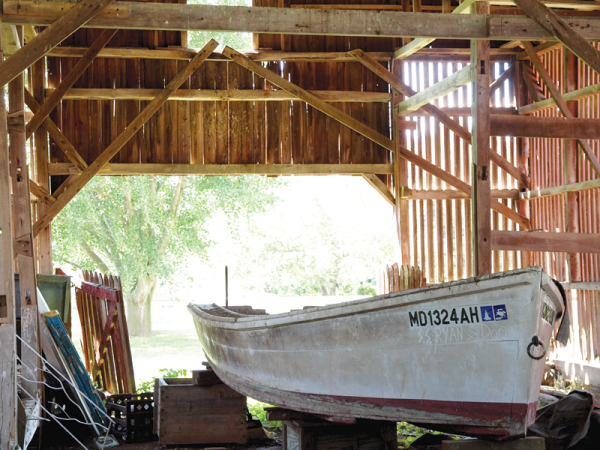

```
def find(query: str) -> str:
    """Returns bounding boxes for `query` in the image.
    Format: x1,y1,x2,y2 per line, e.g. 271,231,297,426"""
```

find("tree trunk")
125,274,157,337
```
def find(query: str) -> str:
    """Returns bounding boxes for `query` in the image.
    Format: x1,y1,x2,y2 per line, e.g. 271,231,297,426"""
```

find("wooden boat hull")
188,268,564,439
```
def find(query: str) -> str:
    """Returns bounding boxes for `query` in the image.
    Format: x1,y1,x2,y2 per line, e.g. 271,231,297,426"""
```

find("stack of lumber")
75,271,135,394
378,264,426,295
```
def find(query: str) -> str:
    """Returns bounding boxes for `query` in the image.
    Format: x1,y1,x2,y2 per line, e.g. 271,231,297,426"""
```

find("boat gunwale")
188,267,559,331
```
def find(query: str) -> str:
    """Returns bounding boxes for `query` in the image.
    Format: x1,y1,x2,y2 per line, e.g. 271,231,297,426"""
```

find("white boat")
188,267,566,439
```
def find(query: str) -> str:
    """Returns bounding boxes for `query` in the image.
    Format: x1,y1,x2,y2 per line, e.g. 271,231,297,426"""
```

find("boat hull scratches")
210,361,533,439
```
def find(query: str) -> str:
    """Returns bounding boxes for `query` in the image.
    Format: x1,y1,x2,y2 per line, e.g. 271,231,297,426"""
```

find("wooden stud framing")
0,0,116,87
519,178,600,200
522,41,600,176
33,39,219,237
395,64,472,114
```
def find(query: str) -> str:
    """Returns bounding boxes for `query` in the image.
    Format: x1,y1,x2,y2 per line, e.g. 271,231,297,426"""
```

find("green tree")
188,0,252,50
53,175,280,336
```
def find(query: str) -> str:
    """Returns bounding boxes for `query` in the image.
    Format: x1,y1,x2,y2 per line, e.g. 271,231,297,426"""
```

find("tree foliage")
53,175,281,334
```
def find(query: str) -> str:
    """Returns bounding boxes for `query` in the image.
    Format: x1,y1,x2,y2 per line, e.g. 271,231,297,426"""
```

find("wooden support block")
191,369,222,386
442,437,544,450
155,377,247,446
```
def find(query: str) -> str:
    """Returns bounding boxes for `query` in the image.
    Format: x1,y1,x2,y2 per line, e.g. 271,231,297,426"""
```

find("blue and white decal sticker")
493,304,508,321
481,306,494,322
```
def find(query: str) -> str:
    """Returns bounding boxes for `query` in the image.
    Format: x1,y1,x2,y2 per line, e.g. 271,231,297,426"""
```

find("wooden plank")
520,177,600,199
489,64,515,93
362,174,395,206
349,50,530,188
522,41,600,176
54,88,390,102
513,0,600,76
395,64,472,114
519,81,600,114
0,18,18,450
45,47,393,62
49,163,395,176
23,89,88,172
490,114,600,138
26,29,117,139
32,39,219,237
0,0,116,87
491,230,600,253
471,1,492,276
7,1,600,41
392,0,477,60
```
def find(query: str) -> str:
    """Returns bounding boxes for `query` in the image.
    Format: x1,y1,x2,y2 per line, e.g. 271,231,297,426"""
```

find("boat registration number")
409,304,508,327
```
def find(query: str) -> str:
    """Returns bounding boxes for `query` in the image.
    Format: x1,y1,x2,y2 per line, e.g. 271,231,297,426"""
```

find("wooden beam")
7,25,40,404
5,2,600,41
399,187,519,200
0,0,116,87
522,41,600,176
48,163,395,176
396,64,472,114
561,282,600,290
491,230,600,253
491,114,600,138
26,28,117,139
0,17,18,450
408,106,518,116
29,180,56,206
393,0,478,60
362,174,395,206
52,88,392,103
24,89,88,172
513,0,600,76
471,1,493,276
349,50,529,188
32,39,219,237
519,80,600,114
45,47,393,62
520,178,600,200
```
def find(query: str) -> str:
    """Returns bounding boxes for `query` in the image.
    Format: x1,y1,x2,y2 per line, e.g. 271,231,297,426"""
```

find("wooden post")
8,26,41,400
470,1,492,276
32,58,52,274
564,50,582,282
0,17,18,450
514,61,531,267
392,59,410,266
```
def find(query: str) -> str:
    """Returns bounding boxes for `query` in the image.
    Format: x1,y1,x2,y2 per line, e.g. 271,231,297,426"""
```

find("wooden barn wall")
529,46,600,362
48,46,390,180
398,61,522,286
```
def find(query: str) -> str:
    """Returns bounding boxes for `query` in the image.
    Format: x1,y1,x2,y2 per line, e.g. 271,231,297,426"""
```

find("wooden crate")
154,374,247,446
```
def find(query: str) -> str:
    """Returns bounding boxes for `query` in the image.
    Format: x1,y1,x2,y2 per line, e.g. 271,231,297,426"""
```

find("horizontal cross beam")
4,2,600,40
491,230,600,253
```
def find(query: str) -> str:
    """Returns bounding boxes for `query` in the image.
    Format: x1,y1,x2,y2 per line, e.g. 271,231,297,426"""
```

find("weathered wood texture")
0,19,18,450
526,43,600,362
6,1,600,41
46,30,390,174
155,377,247,445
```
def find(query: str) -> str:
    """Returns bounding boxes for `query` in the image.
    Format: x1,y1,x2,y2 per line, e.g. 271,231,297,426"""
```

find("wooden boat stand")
266,407,397,450
266,407,545,450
